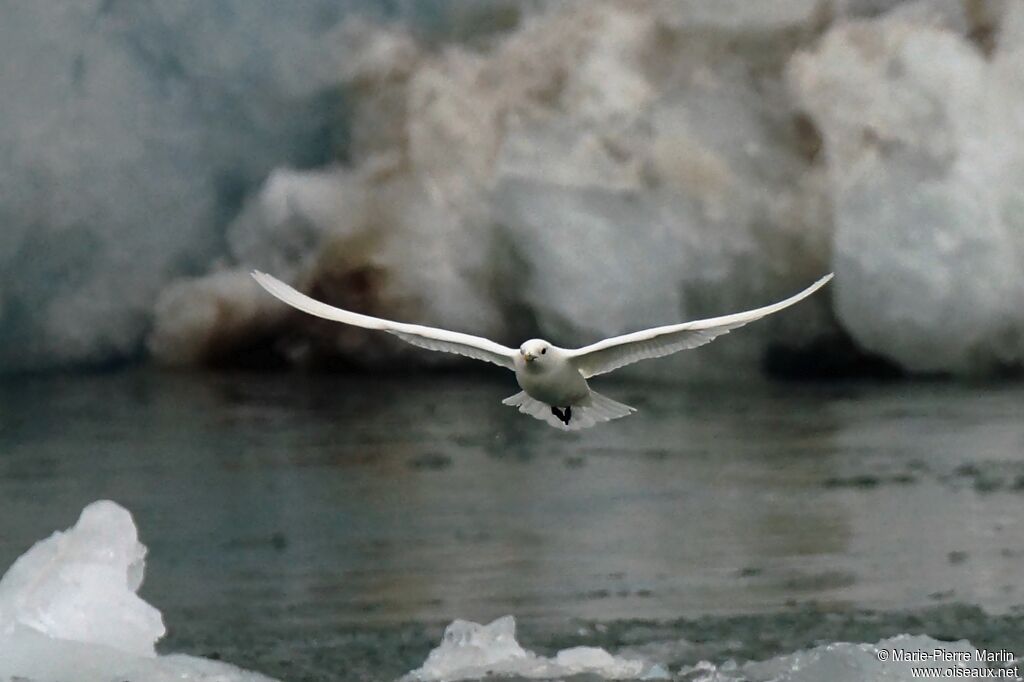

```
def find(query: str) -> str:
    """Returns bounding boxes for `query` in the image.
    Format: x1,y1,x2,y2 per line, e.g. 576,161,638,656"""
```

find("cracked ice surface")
0,501,278,682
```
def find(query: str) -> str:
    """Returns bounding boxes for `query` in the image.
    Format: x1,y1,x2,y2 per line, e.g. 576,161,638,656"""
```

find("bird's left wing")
567,274,833,378
252,271,517,370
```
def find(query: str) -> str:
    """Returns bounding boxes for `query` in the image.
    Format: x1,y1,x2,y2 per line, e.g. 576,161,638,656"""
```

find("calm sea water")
2,370,1023,679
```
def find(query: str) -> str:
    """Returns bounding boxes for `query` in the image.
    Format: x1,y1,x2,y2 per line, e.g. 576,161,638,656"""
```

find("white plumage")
252,271,833,430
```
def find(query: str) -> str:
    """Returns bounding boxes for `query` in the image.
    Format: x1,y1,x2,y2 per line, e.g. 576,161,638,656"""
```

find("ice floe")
0,500,278,682
403,618,1011,682
404,615,669,680
682,634,1000,681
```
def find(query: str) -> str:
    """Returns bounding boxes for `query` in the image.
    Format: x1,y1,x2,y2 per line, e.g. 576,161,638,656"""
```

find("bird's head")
519,339,551,365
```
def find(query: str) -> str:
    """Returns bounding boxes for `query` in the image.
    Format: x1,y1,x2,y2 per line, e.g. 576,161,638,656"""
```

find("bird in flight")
252,271,833,430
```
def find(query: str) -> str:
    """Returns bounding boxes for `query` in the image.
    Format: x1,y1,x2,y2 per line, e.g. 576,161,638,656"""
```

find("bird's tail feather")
501,391,636,431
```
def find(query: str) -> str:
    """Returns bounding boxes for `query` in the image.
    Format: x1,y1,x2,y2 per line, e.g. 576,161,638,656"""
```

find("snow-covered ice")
0,500,278,682
404,615,669,681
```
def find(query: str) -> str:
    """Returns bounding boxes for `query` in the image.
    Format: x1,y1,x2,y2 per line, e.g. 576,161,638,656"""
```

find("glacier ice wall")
790,0,1024,374
13,0,1024,377
406,619,998,682
0,500,278,682
0,1,359,372
0,0,521,374
151,1,841,380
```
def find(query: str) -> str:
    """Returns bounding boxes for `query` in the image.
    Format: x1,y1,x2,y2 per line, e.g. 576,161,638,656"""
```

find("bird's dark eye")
541,348,546,354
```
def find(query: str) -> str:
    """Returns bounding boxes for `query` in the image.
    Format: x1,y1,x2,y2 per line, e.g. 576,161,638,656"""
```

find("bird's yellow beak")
524,353,536,362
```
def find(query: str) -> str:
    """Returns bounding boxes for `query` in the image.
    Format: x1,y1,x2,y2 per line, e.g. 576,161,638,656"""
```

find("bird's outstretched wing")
567,274,833,378
252,271,517,370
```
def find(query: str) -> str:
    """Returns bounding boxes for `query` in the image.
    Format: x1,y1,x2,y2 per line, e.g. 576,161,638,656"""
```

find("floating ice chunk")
413,616,534,679
406,615,667,681
683,634,991,682
0,500,164,656
0,500,278,682
551,646,664,679
0,627,278,682
0,0,540,375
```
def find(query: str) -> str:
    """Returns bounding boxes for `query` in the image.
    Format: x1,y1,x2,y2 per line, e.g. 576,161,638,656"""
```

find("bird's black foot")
551,405,572,425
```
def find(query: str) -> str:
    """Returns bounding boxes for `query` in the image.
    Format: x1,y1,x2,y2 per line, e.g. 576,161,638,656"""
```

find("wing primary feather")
568,274,833,377
251,271,517,370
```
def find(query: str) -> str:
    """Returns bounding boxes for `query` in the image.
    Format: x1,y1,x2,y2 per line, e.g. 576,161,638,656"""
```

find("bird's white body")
513,343,588,406
251,271,833,430
504,340,630,430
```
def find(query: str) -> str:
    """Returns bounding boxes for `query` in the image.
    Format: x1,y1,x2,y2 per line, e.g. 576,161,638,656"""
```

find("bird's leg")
550,406,572,425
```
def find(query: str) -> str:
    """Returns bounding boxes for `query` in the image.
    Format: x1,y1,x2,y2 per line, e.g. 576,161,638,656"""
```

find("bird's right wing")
252,271,517,370
567,274,833,378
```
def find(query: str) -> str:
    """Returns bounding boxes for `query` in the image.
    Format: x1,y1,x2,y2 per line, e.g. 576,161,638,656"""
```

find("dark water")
2,370,1023,679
